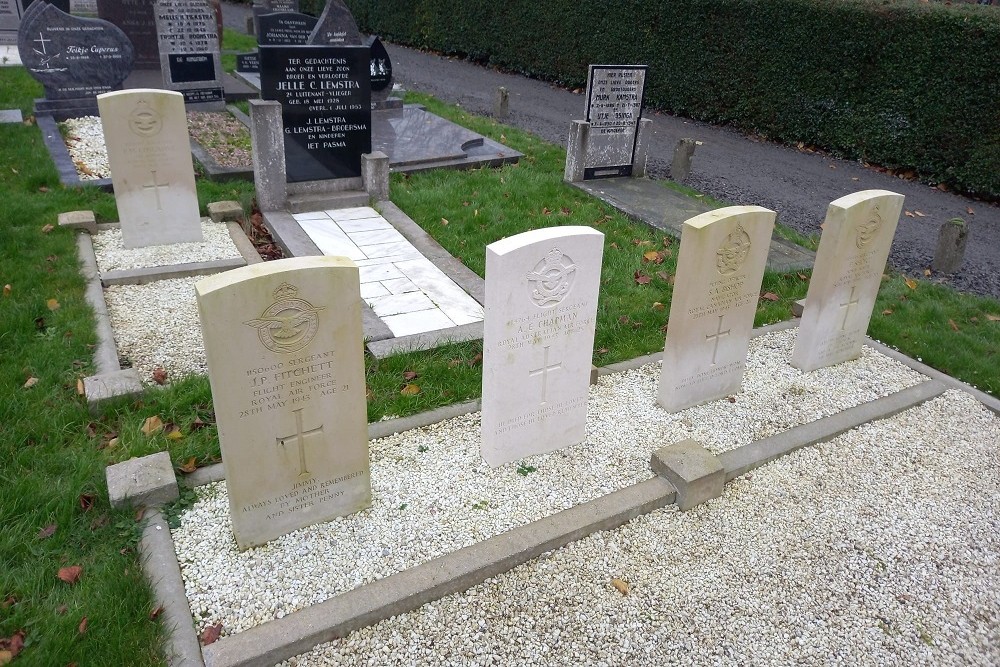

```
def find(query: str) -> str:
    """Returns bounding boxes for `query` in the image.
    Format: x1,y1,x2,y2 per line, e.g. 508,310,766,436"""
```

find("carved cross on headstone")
528,344,562,405
705,314,731,365
839,285,860,331
142,170,169,211
275,408,324,477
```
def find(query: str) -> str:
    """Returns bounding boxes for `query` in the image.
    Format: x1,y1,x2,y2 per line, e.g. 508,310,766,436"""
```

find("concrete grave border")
125,319,1000,667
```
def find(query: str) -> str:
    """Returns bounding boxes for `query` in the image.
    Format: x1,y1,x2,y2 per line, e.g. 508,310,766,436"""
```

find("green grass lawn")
1,66,999,665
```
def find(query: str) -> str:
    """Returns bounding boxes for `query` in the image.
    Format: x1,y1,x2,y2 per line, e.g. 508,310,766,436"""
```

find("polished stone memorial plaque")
583,64,647,179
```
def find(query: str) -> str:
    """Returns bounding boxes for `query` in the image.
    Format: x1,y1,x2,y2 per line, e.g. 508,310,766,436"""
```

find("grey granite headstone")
155,0,224,110
96,0,157,69
257,11,316,45
251,0,298,35
583,64,647,179
307,0,360,46
0,0,25,46
17,0,134,116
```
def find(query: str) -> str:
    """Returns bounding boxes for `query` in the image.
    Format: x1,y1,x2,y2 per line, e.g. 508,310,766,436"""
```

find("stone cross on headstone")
791,190,904,372
196,257,371,550
658,206,776,412
481,226,604,467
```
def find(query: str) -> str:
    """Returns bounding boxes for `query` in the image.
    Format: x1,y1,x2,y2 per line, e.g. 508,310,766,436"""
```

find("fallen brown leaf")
177,457,198,474
23,377,38,389
468,352,483,367
633,270,651,285
78,493,95,512
190,416,209,430
904,210,914,218
38,186,49,193
37,524,57,540
440,218,449,226
656,271,674,284
0,629,25,662
986,314,1000,322
652,302,665,311
796,273,808,281
57,565,82,585
2,284,10,297
642,250,663,264
402,370,419,381
76,378,85,396
596,347,609,354
200,623,223,646
78,616,88,635
611,578,629,596
41,224,54,233
948,319,959,332
904,277,918,290
141,416,164,436
134,507,146,522
149,605,164,620
151,367,168,385
760,292,780,302
400,383,421,396
914,210,926,217
882,309,893,315
47,298,60,311
967,207,975,216
923,268,932,277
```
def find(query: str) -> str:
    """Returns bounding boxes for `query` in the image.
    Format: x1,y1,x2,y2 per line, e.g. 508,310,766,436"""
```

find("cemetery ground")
2,63,1000,664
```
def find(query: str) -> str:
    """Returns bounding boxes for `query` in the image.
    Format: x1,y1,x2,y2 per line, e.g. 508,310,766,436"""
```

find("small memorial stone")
481,226,604,467
259,44,371,183
583,64,646,179
155,0,224,108
658,206,776,412
234,50,259,73
97,88,203,248
96,0,158,68
251,0,299,35
367,35,394,108
18,1,134,112
308,0,360,46
791,190,904,372
195,256,371,550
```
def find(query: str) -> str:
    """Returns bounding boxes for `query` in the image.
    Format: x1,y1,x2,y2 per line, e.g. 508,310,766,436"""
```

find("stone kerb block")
658,206,776,412
932,217,969,274
481,226,604,467
106,451,179,509
196,256,371,550
650,439,724,511
362,151,390,201
671,137,698,182
97,88,203,248
207,200,243,223
494,86,509,119
58,210,97,234
564,119,590,183
791,190,903,372
83,369,144,414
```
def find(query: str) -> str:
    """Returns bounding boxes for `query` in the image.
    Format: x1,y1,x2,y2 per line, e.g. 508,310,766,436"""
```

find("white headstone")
658,206,776,412
791,190,904,372
195,256,371,550
97,88,203,248
481,226,604,467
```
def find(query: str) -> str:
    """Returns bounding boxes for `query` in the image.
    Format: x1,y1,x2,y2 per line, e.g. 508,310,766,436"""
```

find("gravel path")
281,389,1000,667
171,329,926,638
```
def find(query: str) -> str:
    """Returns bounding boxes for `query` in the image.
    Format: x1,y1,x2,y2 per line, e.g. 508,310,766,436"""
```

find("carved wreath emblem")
526,248,577,307
716,224,752,276
243,283,324,353
855,208,882,249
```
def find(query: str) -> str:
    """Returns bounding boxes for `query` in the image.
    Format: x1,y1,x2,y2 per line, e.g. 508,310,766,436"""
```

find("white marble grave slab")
97,89,203,248
481,226,604,467
293,207,484,338
658,206,776,412
195,257,371,550
791,190,904,372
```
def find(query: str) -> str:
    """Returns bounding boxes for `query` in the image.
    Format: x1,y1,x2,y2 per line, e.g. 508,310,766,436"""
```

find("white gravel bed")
92,220,241,273
60,115,109,179
171,328,927,638
285,389,1000,667
104,277,205,383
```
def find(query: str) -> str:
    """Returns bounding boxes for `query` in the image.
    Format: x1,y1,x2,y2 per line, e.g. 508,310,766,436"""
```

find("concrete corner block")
792,298,806,318
106,451,179,509
207,200,244,223
651,439,724,510
362,151,390,202
58,210,97,234
632,118,653,177
84,369,144,414
564,120,590,183
590,364,599,386
250,99,287,212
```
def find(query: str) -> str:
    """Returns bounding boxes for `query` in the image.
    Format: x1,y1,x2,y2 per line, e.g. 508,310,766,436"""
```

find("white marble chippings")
92,219,240,273
168,328,977,661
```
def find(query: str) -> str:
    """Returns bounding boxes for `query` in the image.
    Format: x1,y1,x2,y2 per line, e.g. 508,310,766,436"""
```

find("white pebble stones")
60,115,109,179
171,329,944,649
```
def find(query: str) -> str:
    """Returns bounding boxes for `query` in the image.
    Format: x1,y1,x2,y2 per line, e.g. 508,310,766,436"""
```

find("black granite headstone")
27,0,69,12
96,0,158,69
260,45,371,183
368,36,390,92
235,50,259,73
17,0,134,113
257,11,316,46
307,0,360,46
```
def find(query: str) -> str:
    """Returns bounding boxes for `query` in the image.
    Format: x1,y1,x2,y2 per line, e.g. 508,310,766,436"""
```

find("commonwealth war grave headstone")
481,226,604,467
195,256,371,550
0,0,24,45
259,44,371,183
154,0,224,108
658,206,776,412
791,190,904,372
96,88,203,248
96,0,158,68
18,0,134,116
582,64,646,179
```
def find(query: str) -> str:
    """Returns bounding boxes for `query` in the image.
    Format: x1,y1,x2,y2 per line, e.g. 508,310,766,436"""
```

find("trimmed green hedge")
346,0,1000,198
